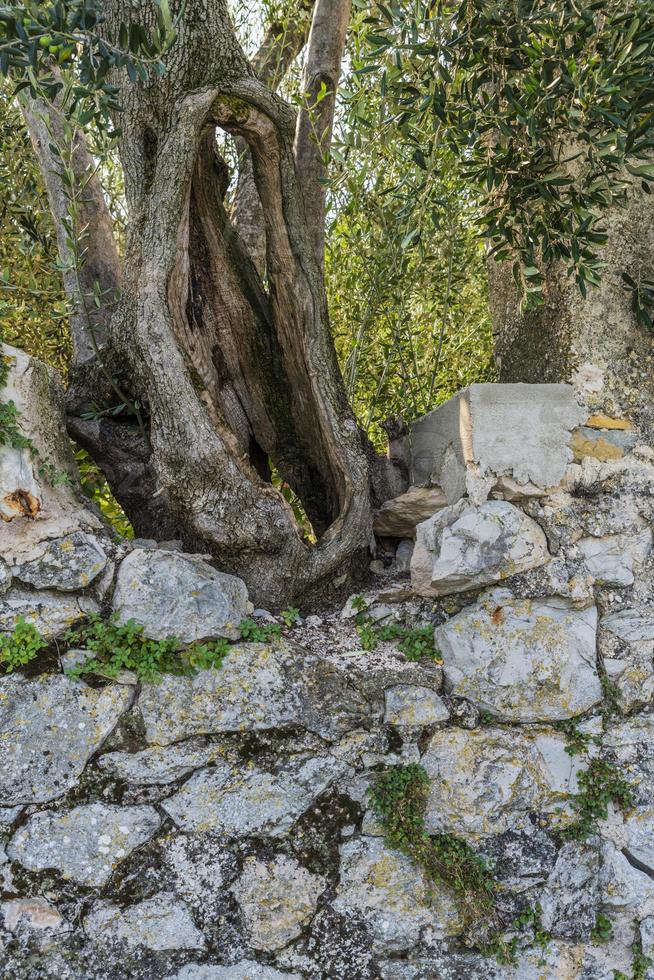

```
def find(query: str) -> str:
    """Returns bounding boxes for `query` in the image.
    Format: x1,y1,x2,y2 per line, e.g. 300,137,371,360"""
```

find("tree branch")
294,0,352,271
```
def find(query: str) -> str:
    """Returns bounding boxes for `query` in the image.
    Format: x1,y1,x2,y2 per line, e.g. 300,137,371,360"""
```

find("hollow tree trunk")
100,0,372,604
489,180,654,442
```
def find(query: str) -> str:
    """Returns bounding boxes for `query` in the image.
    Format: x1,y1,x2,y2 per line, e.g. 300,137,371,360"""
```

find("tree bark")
489,180,654,442
97,0,372,604
294,0,352,270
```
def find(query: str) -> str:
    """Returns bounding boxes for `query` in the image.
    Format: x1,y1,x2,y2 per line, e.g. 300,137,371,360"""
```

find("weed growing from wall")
0,618,47,672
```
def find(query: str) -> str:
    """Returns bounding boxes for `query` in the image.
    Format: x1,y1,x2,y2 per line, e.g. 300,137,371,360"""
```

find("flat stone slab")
11,531,108,591
231,855,325,952
578,528,652,586
138,641,371,745
410,383,586,493
85,892,205,950
421,725,587,839
0,587,97,640
112,548,249,642
162,753,347,837
383,685,449,728
98,739,226,785
173,965,302,980
373,486,447,538
411,499,550,597
0,674,131,805
436,589,601,722
8,803,161,886
332,836,462,953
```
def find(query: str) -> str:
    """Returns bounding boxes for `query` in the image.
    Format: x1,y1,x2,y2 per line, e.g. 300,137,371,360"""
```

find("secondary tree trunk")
97,0,372,604
489,180,654,442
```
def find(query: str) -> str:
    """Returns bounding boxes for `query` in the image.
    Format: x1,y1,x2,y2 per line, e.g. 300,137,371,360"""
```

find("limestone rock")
411,500,550,597
601,610,654,712
7,802,161,886
112,548,250,642
173,965,301,980
539,842,601,938
0,586,97,640
85,892,205,950
602,608,654,645
623,808,654,872
383,685,449,728
436,590,601,722
578,528,652,586
332,836,462,953
98,739,225,785
162,753,347,837
231,855,325,951
11,531,107,592
409,383,586,494
604,715,654,806
0,673,131,805
373,486,447,538
0,559,10,594
2,897,67,933
394,539,414,573
599,841,654,912
138,641,371,745
421,726,584,839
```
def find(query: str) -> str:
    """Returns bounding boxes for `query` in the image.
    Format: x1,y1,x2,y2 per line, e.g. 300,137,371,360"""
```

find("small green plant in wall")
562,757,634,841
0,618,47,673
352,600,442,662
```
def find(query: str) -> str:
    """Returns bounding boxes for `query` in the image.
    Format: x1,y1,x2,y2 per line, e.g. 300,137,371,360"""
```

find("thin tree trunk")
294,0,352,270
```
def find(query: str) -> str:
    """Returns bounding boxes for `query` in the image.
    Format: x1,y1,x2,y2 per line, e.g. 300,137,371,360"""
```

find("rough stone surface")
0,586,97,640
11,531,108,591
85,892,205,950
7,802,161,885
411,500,550,597
162,754,347,837
332,836,462,953
0,673,131,804
384,685,449,728
409,383,586,492
231,856,325,951
578,527,652,586
172,965,301,980
2,897,67,933
421,725,584,839
97,740,225,785
436,589,601,722
373,486,447,538
112,548,250,642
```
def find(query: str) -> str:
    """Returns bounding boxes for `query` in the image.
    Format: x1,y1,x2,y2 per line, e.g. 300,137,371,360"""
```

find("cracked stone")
84,892,205,951
383,685,449,728
7,802,161,886
98,739,227,785
0,586,98,640
11,531,108,591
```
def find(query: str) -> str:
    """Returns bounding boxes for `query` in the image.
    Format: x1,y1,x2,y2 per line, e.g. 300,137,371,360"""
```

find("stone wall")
2,352,654,979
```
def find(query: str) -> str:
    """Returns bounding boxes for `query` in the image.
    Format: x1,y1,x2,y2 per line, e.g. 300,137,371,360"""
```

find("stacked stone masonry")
2,348,654,978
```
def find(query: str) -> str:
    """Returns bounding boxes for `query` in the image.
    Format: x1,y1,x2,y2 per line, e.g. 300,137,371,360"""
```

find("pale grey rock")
159,833,236,910
0,559,10,594
231,855,325,951
112,548,249,642
373,486,448,538
378,953,508,980
0,806,23,826
11,531,107,591
384,685,449,728
421,726,584,839
395,539,414,573
505,553,594,605
139,641,371,745
623,808,654,873
0,586,97,640
600,607,654,712
602,608,654,644
436,590,601,722
162,753,347,836
641,916,654,961
410,383,585,491
411,500,550,597
2,897,67,933
172,965,301,980
7,802,161,886
578,528,652,586
0,673,131,805
98,739,225,785
332,836,462,953
539,842,601,938
85,892,204,950
604,715,654,806
600,841,654,913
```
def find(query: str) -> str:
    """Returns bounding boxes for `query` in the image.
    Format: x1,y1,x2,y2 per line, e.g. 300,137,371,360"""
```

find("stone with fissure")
411,499,550,597
11,531,108,591
383,685,449,728
84,892,205,950
231,855,325,952
0,673,131,805
436,589,601,722
7,802,161,886
112,548,250,642
97,739,227,785
0,586,97,640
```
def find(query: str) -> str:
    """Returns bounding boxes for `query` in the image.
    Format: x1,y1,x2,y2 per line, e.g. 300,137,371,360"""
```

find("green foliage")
355,0,654,318
64,614,229,683
75,446,134,539
355,613,441,662
280,606,301,627
562,757,634,840
369,764,495,925
0,617,47,672
238,617,282,643
591,913,614,944
555,719,600,757
632,934,654,980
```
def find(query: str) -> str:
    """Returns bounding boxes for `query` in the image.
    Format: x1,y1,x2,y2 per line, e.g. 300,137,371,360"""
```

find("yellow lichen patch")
585,413,634,431
570,431,624,461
